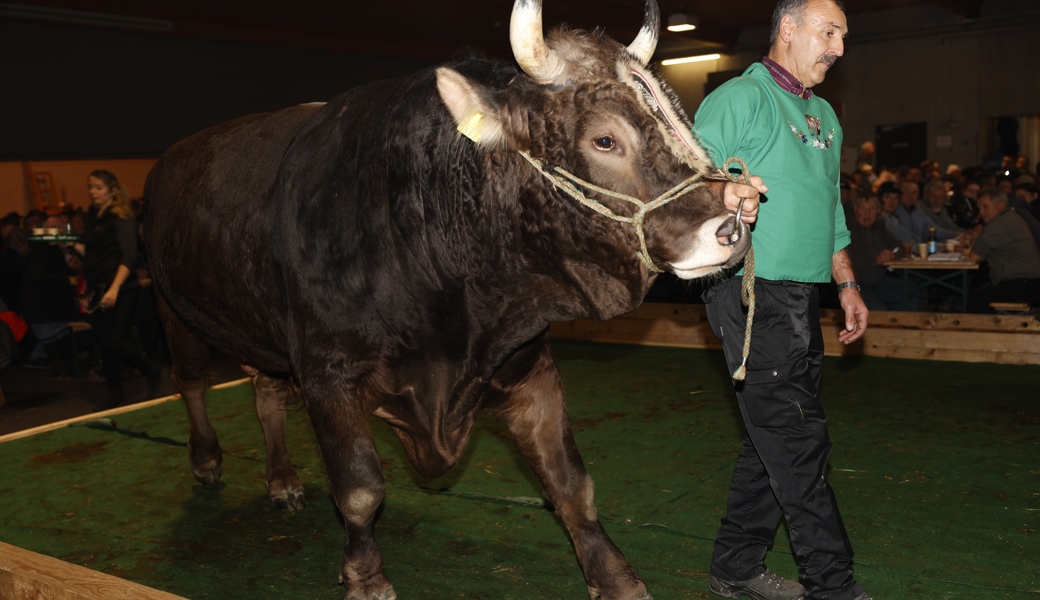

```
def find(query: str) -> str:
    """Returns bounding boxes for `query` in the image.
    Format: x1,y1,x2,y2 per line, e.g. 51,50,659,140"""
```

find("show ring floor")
1,341,1037,599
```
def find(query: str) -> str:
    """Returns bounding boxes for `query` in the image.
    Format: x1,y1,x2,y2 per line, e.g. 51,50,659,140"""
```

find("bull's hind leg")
154,293,222,484
242,366,305,511
304,389,394,600
486,336,651,600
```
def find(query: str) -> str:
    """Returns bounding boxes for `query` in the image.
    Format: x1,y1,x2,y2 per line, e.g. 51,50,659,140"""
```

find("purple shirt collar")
762,56,813,100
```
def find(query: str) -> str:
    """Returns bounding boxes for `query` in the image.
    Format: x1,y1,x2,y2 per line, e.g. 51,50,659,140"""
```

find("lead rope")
722,157,756,381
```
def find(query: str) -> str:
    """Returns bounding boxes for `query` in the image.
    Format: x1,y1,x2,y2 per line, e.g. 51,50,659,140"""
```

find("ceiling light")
661,53,722,66
667,13,698,32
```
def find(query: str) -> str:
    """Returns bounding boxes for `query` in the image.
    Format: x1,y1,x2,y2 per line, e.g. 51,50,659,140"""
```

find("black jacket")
83,208,138,289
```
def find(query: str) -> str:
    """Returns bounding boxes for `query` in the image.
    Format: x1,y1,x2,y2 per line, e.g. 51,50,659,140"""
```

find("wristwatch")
837,281,861,292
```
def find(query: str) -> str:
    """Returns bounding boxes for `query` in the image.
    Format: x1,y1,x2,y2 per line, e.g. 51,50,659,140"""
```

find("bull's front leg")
304,389,394,600
486,339,651,600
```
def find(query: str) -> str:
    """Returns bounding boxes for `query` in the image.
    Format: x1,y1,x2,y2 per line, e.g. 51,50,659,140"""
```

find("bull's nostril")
716,216,742,245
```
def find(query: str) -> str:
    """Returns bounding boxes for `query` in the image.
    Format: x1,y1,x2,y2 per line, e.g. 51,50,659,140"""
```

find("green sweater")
693,62,850,283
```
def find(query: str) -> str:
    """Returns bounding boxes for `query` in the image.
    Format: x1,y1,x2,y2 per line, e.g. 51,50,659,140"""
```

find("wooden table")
884,256,980,312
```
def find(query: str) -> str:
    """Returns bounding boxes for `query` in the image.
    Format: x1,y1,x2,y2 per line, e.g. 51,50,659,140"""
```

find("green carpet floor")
1,341,1037,599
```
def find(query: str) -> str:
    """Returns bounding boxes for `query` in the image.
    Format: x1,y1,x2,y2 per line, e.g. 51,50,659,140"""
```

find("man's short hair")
923,180,946,194
770,0,846,45
854,196,880,210
979,187,1009,206
877,181,900,197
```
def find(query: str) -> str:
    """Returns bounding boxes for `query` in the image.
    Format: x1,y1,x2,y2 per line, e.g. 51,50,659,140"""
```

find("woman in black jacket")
81,169,164,408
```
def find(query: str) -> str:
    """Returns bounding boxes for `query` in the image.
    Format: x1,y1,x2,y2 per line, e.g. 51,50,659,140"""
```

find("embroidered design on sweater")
788,114,834,150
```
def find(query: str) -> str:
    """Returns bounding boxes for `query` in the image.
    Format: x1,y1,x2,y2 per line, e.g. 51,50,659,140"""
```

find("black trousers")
90,285,157,401
704,277,863,600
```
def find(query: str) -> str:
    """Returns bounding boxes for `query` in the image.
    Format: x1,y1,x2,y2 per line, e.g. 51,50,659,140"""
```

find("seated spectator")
877,181,915,249
21,216,80,370
1009,182,1040,251
948,181,981,230
895,181,921,230
965,188,1040,312
1015,154,1033,177
1,213,21,245
917,180,964,234
0,229,28,315
1013,182,1040,222
895,181,960,242
22,210,47,233
997,174,1015,197
903,165,923,185
945,163,964,188
920,159,942,186
848,196,910,310
872,167,899,194
856,141,875,173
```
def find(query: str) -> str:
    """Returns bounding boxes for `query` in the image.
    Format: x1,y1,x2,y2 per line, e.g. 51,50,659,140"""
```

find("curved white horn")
626,0,660,66
510,0,565,84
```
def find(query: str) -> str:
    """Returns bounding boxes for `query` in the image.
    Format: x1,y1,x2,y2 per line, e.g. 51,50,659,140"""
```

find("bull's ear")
436,67,506,150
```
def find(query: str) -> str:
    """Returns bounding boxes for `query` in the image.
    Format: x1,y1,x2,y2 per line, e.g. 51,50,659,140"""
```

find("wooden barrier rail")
0,541,186,600
550,303,1040,366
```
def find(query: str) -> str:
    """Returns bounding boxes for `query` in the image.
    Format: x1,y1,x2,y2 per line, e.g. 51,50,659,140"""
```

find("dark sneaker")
709,569,804,600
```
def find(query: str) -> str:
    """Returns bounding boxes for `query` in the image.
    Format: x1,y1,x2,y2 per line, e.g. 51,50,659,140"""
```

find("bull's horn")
626,0,660,66
510,0,565,84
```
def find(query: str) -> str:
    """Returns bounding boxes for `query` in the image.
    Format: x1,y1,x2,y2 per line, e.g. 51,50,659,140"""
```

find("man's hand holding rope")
722,176,768,225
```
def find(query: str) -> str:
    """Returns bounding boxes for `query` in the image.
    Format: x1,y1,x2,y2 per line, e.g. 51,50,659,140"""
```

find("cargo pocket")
740,364,822,428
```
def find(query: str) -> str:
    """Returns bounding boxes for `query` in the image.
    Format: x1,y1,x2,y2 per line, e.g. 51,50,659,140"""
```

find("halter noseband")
517,150,706,272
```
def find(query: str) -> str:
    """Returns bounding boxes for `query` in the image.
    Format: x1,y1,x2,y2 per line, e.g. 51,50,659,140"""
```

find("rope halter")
518,150,706,272
517,149,757,381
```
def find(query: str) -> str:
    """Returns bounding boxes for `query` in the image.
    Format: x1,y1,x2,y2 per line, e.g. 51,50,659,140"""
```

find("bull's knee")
342,486,384,526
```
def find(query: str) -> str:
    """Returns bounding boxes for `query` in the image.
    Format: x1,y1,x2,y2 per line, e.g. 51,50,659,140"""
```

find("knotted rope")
516,149,756,380
517,150,706,272
721,157,756,381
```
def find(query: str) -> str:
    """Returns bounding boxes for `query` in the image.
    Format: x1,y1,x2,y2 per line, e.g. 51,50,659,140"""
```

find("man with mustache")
692,1,874,599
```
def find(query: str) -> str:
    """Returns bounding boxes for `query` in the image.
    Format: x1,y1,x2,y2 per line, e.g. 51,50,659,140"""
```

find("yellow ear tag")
458,112,483,143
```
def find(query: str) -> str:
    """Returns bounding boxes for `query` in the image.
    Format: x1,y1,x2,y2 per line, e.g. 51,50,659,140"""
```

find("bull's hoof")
339,571,395,600
190,462,223,485
267,471,306,511
269,485,306,512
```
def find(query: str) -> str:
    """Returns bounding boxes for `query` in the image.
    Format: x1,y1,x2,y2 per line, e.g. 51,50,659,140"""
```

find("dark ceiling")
1,0,987,62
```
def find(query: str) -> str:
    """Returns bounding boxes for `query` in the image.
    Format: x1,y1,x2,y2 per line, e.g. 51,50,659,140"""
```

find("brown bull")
144,1,748,598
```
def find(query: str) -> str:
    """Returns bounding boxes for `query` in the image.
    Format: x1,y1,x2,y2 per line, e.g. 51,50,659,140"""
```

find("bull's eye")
592,136,616,152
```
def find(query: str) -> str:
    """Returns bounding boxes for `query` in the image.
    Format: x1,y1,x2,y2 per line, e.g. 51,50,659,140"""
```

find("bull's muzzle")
715,198,749,246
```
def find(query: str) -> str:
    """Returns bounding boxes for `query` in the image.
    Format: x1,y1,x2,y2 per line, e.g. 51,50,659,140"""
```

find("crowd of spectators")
0,175,168,407
844,152,1040,313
